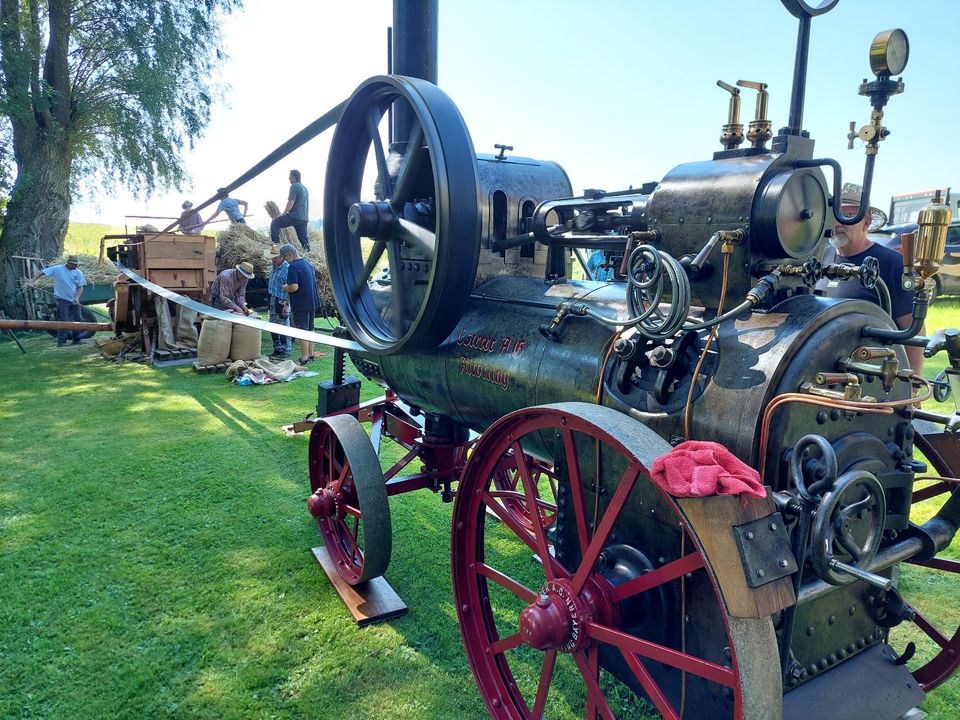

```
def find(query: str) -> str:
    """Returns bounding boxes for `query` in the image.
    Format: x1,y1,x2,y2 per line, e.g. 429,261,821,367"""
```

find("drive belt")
115,262,364,352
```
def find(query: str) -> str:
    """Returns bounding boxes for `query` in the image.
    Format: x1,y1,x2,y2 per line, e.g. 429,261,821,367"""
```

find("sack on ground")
197,318,232,365
230,323,262,361
176,308,199,347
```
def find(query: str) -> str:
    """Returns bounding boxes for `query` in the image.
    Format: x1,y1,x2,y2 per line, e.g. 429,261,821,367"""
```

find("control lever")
827,557,893,590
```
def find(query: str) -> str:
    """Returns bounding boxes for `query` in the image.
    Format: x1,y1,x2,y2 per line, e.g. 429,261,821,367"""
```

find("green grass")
63,222,126,257
2,239,959,719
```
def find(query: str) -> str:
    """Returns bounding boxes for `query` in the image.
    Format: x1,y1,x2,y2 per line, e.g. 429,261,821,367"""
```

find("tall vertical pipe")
392,0,438,143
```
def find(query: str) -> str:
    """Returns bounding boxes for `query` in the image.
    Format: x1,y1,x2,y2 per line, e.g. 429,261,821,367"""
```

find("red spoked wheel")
896,423,960,691
491,449,558,534
452,402,779,720
307,413,391,585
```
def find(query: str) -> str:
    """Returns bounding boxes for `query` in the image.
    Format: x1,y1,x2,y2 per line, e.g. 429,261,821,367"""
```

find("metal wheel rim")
452,402,779,720
308,413,391,585
900,428,960,691
323,74,480,354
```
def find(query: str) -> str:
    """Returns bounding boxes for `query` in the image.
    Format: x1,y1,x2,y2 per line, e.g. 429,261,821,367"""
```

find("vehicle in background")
888,187,960,224
870,220,960,298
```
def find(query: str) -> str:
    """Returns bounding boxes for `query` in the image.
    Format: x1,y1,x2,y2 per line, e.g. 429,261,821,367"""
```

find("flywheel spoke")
392,122,426,206
366,107,391,200
353,239,386,297
396,217,437,259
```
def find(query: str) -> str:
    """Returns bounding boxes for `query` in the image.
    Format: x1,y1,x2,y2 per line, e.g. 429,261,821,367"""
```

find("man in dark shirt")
816,183,922,370
280,243,318,364
270,169,311,251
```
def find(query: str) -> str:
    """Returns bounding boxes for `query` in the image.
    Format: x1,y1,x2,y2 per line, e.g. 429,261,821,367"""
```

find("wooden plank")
675,495,796,619
311,546,407,627
147,269,204,289
144,257,209,269
143,239,207,254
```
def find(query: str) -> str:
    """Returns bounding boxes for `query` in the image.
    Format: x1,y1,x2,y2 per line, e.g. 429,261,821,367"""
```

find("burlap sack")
197,318,232,365
230,323,262,361
176,308,199,347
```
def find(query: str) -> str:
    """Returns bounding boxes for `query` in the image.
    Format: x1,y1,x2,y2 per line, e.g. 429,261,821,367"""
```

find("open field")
1,269,958,718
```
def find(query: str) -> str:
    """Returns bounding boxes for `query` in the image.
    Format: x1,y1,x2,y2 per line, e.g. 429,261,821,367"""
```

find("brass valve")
717,80,744,150
914,191,953,280
737,80,771,149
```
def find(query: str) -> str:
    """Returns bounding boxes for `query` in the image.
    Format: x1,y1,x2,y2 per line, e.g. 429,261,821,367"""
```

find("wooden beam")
0,319,113,332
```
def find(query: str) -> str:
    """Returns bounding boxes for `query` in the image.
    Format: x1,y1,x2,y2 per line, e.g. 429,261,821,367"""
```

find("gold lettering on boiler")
456,329,528,391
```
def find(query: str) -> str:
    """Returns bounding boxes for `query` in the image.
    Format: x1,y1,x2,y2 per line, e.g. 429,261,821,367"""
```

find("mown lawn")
0,296,957,719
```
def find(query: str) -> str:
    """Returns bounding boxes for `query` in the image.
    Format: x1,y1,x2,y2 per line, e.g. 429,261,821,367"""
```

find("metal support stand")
317,346,361,416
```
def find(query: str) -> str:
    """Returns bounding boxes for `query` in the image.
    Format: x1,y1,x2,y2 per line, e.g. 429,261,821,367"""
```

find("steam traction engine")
305,2,960,718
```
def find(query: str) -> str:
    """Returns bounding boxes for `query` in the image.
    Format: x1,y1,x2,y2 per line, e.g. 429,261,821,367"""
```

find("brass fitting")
737,80,772,149
717,81,744,150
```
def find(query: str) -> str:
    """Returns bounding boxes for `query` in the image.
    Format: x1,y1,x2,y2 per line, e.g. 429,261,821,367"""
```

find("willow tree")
0,0,240,310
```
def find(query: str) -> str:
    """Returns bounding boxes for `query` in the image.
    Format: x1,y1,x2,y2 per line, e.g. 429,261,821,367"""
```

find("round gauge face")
870,29,909,77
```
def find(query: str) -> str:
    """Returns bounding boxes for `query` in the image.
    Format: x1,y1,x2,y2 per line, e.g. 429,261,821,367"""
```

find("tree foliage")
0,0,240,299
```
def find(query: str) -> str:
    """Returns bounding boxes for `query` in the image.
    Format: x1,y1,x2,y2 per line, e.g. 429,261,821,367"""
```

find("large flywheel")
451,403,781,720
324,75,481,354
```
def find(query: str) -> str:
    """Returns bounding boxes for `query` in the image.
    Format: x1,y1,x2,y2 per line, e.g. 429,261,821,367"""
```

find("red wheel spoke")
586,621,735,687
531,649,557,719
514,442,555,580
573,463,642,594
490,631,525,656
619,648,680,720
482,492,570,579
477,562,537,603
610,551,706,602
488,489,557,515
572,648,617,720
562,429,591,553
913,609,950,648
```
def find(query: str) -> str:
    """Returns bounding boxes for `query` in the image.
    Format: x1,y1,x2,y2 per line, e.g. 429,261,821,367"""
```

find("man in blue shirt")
29,254,87,346
270,169,311,251
205,190,248,226
266,244,291,358
280,243,317,364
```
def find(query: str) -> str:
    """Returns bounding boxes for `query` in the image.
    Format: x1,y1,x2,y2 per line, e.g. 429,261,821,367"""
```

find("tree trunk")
0,140,72,315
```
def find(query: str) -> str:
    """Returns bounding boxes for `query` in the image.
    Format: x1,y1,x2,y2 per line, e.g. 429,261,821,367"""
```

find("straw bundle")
215,223,272,277
25,254,120,287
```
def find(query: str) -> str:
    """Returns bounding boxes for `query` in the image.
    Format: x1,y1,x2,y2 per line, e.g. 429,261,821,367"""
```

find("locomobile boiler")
303,1,960,718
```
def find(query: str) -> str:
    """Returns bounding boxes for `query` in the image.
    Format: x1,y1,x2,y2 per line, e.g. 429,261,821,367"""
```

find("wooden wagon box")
105,233,216,294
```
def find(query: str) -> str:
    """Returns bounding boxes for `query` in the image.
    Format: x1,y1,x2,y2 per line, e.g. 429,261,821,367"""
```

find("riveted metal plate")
733,512,799,588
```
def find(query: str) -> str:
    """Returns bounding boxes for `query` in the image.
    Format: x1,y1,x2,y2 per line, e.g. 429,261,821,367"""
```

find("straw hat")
267,244,281,257
839,183,888,230
236,261,255,279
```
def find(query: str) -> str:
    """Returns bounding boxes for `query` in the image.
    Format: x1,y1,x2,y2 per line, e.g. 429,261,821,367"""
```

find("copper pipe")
758,375,934,480
684,252,731,439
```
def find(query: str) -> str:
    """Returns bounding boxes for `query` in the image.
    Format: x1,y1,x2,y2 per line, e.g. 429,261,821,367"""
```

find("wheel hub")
348,200,396,239
307,487,338,519
518,579,604,653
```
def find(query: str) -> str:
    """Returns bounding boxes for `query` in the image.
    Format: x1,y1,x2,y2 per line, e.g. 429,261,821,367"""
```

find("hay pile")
26,253,120,288
216,223,272,277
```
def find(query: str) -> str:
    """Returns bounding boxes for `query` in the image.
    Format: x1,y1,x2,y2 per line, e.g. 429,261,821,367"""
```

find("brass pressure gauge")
869,29,909,77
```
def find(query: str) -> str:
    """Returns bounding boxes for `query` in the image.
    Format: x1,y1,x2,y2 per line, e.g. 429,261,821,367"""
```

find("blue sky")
71,0,960,230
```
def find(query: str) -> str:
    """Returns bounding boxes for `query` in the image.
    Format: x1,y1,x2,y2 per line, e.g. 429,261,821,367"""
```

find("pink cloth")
650,441,765,498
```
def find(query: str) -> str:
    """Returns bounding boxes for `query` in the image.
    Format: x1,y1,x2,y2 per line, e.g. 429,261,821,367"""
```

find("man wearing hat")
178,201,204,234
816,182,922,370
266,244,291,358
279,243,318,364
30,255,87,346
210,261,255,315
